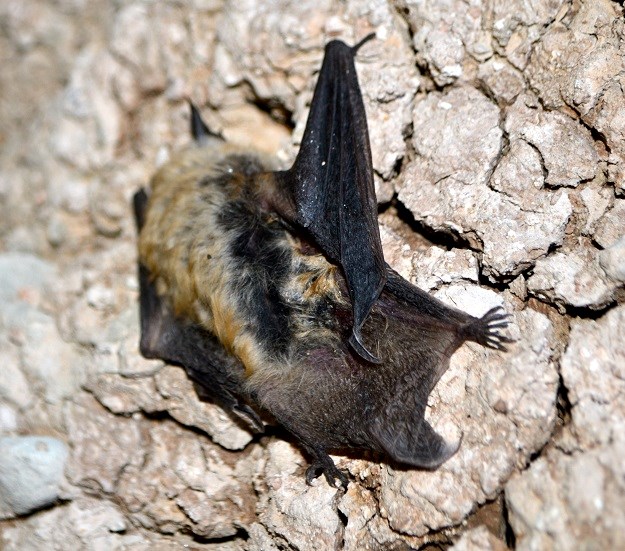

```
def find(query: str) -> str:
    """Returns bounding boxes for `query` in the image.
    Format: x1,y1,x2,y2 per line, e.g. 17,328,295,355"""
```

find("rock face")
1,0,623,549
0,436,69,518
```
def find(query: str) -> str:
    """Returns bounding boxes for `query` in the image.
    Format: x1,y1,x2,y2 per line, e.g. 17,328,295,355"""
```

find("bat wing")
133,189,263,433
275,36,386,363
385,267,513,351
370,412,460,469
369,377,460,468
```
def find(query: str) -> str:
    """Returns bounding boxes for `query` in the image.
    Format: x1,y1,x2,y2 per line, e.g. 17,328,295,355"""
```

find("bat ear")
272,36,386,364
188,102,224,143
133,188,149,231
352,32,376,53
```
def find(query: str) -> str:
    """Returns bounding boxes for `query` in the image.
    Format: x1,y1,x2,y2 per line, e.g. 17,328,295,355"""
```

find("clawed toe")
306,461,348,489
465,306,515,350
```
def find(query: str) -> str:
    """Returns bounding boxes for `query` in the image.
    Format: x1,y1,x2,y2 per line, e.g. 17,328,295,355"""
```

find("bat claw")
305,460,348,489
349,331,382,364
464,306,515,351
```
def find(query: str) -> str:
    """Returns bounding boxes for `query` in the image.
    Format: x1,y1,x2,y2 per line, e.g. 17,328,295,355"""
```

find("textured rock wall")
1,0,623,549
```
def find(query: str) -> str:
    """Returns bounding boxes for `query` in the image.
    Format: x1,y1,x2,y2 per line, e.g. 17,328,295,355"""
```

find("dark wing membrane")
282,37,386,363
385,267,514,351
369,375,460,468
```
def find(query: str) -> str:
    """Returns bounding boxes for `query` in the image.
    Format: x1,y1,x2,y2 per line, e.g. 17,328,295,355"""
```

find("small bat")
134,35,511,487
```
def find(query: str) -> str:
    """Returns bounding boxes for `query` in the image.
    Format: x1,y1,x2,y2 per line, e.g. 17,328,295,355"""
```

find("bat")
133,35,511,487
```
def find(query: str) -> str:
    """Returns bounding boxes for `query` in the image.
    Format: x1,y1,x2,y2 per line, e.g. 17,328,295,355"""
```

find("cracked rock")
527,245,619,311
2,0,624,548
561,305,625,449
65,395,144,494
506,442,625,551
117,417,257,539
450,525,507,551
399,101,573,276
505,95,598,188
256,440,342,550
213,0,418,194
526,0,625,192
506,305,625,549
594,199,625,249
0,496,215,550
88,364,255,451
599,236,625,284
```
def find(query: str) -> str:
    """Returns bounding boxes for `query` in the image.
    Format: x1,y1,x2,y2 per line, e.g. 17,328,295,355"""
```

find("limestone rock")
450,526,507,551
506,443,625,551
1,0,624,548
0,436,69,518
398,103,573,277
505,95,598,188
117,416,257,539
561,305,625,449
255,440,342,550
527,246,618,311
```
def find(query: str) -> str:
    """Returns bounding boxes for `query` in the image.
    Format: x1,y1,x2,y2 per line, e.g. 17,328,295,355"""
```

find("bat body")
135,37,510,486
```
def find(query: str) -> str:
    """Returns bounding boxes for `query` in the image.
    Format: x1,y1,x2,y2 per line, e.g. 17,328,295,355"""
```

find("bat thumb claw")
349,331,381,364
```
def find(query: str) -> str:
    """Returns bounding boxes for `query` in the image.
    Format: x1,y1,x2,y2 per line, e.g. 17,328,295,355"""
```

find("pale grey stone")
46,214,68,247
507,306,625,548
0,336,33,410
580,184,613,236
3,304,83,404
409,86,502,191
505,95,598,188
527,247,616,310
594,199,625,249
0,253,54,304
154,366,255,450
399,0,486,85
0,405,18,433
0,497,196,551
477,56,525,104
64,395,144,494
2,0,624,548
412,247,479,291
599,236,625,283
0,436,69,518
526,0,625,192
450,526,507,551
561,305,625,449
506,442,625,551
245,523,280,551
491,0,567,69
256,439,342,550
399,134,572,277
338,484,380,550
117,417,256,539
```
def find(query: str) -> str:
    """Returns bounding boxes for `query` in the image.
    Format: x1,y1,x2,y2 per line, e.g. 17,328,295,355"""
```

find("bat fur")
134,36,512,487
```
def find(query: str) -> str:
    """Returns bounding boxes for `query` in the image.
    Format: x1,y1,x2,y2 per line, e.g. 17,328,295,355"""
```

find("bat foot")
305,457,348,489
465,306,514,351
